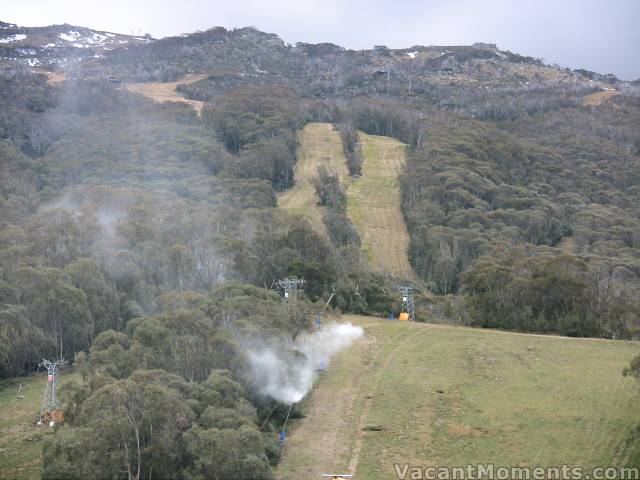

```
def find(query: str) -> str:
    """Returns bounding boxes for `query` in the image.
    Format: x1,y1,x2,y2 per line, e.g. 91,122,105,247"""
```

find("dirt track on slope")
582,90,619,106
275,331,373,479
276,318,418,480
125,74,208,114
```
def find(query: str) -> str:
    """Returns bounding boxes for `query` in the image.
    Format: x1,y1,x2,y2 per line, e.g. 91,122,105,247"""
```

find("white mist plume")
245,322,364,404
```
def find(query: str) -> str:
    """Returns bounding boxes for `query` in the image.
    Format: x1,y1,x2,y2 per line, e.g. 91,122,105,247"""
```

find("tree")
0,305,54,378
184,425,272,480
46,372,195,480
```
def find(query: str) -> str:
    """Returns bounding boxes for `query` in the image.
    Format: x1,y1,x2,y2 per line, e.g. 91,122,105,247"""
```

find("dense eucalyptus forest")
0,21,639,479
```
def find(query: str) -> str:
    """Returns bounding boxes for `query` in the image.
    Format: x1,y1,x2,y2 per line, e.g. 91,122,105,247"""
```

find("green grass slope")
276,316,640,479
280,123,415,279
278,123,351,238
346,133,414,279
0,372,77,480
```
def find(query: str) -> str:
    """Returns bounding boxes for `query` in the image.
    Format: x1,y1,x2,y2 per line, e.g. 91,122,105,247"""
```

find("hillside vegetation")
0,19,639,479
277,316,640,479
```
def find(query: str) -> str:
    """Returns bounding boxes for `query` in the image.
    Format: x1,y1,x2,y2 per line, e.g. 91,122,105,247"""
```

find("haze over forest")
0,5,639,479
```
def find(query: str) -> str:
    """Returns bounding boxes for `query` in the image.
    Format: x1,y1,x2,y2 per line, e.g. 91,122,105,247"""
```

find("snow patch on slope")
0,33,26,43
86,32,108,44
59,31,81,42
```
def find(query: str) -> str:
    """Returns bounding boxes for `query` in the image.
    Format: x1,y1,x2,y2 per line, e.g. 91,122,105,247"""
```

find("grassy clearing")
583,90,620,107
125,74,208,115
276,316,640,479
280,124,415,278
278,123,351,238
0,371,78,480
346,134,414,279
40,71,67,85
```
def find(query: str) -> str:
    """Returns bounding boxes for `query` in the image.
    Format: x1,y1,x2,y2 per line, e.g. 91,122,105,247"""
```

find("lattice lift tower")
278,276,304,305
38,359,64,427
397,285,416,321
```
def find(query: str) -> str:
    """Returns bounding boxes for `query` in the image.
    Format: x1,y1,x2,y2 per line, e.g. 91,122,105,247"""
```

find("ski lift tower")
397,285,416,321
38,359,64,427
278,276,304,305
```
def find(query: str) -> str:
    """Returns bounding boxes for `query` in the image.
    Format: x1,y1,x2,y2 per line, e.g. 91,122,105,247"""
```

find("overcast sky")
3,0,639,79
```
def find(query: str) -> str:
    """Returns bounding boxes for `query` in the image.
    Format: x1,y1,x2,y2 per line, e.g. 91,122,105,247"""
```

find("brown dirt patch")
125,74,208,115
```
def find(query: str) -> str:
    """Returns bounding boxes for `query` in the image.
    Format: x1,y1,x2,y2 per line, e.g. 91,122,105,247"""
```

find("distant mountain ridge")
0,20,153,68
0,21,629,88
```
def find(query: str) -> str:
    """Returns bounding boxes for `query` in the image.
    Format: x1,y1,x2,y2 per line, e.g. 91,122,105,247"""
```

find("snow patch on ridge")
0,34,26,43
